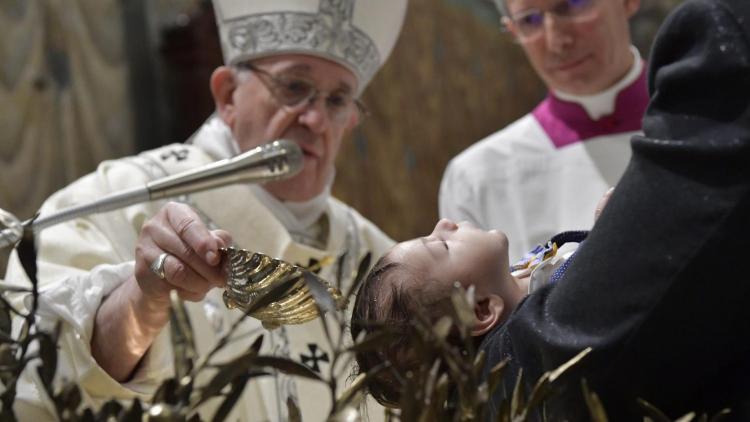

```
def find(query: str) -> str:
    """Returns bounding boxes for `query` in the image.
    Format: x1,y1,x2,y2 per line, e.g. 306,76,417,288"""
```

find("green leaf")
417,404,436,422
450,286,476,330
637,398,672,422
0,299,12,337
305,272,335,347
287,397,302,422
509,368,525,418
473,350,486,378
487,358,510,397
249,334,264,354
0,343,18,376
194,350,268,408
152,378,180,405
211,375,250,422
335,362,393,413
399,371,421,422
710,409,732,422
581,379,608,422
96,400,123,420
80,408,96,422
253,356,324,381
335,372,366,411
522,347,594,418
176,375,194,406
35,332,58,388
431,373,451,418
328,405,360,422
242,273,302,317
169,293,196,380
674,413,697,422
0,384,19,420
432,317,453,342
548,347,591,383
304,272,337,315
118,399,144,422
424,358,442,400
524,371,552,417
54,382,82,415
498,399,511,422
335,252,348,292
145,403,183,421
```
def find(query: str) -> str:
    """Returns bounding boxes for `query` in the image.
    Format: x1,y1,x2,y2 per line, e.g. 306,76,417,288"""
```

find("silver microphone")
21,140,303,236
147,139,303,201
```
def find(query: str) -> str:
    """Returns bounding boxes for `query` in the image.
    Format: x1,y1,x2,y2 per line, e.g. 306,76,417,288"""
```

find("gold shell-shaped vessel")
221,247,344,329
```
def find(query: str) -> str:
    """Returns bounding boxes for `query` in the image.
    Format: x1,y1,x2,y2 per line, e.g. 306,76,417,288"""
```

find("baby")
350,218,586,407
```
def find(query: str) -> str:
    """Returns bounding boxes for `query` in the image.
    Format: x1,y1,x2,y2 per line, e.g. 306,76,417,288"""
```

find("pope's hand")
134,201,232,303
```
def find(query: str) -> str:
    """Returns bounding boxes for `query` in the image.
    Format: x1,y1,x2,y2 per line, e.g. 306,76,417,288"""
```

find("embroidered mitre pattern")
219,0,380,85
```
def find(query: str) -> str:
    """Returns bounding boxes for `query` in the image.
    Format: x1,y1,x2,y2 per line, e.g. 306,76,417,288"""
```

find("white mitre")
212,0,408,94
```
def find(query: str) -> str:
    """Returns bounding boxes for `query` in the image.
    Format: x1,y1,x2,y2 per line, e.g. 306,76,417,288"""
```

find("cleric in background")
440,0,646,261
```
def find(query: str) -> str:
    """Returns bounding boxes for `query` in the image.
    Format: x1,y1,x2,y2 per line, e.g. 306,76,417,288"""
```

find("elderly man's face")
212,54,360,202
504,0,640,95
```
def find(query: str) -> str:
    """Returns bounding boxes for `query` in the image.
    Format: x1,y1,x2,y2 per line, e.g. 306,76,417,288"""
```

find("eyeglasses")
507,0,597,42
236,62,369,124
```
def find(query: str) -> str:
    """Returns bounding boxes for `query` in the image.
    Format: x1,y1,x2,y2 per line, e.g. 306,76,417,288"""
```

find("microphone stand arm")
0,140,302,277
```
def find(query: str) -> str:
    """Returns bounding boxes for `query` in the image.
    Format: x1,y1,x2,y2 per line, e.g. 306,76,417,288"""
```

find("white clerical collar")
553,46,643,120
247,179,332,246
188,115,331,245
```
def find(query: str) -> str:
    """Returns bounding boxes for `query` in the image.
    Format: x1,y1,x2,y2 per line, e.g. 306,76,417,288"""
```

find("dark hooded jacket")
481,0,750,419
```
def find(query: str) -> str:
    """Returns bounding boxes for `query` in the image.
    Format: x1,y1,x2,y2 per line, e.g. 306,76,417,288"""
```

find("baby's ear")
471,295,504,336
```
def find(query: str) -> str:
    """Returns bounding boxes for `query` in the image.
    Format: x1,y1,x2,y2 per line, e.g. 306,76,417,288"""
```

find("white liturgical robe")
7,116,394,421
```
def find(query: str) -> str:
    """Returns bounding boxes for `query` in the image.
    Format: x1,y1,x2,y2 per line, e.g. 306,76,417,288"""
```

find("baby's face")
389,219,516,298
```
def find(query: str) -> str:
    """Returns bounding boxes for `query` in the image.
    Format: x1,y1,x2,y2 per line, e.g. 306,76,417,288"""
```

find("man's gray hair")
492,0,509,16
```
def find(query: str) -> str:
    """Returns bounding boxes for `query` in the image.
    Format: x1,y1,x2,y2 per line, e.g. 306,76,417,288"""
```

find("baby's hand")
594,187,615,220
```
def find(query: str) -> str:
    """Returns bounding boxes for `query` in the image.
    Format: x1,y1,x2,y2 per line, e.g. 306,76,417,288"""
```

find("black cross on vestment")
300,343,329,373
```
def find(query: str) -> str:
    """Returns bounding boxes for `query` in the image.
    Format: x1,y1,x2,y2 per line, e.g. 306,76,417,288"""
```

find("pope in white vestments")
6,1,408,420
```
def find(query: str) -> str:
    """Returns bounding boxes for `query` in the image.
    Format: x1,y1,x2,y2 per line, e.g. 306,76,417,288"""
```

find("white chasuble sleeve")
16,262,174,412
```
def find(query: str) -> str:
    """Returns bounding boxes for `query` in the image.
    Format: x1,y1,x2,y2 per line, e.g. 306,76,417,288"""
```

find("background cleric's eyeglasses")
505,0,598,42
235,62,370,124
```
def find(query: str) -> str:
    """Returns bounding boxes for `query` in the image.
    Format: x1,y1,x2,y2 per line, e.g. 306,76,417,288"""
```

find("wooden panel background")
0,0,134,220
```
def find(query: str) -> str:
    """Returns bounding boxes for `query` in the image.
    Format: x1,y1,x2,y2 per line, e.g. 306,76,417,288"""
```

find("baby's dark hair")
350,255,459,407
